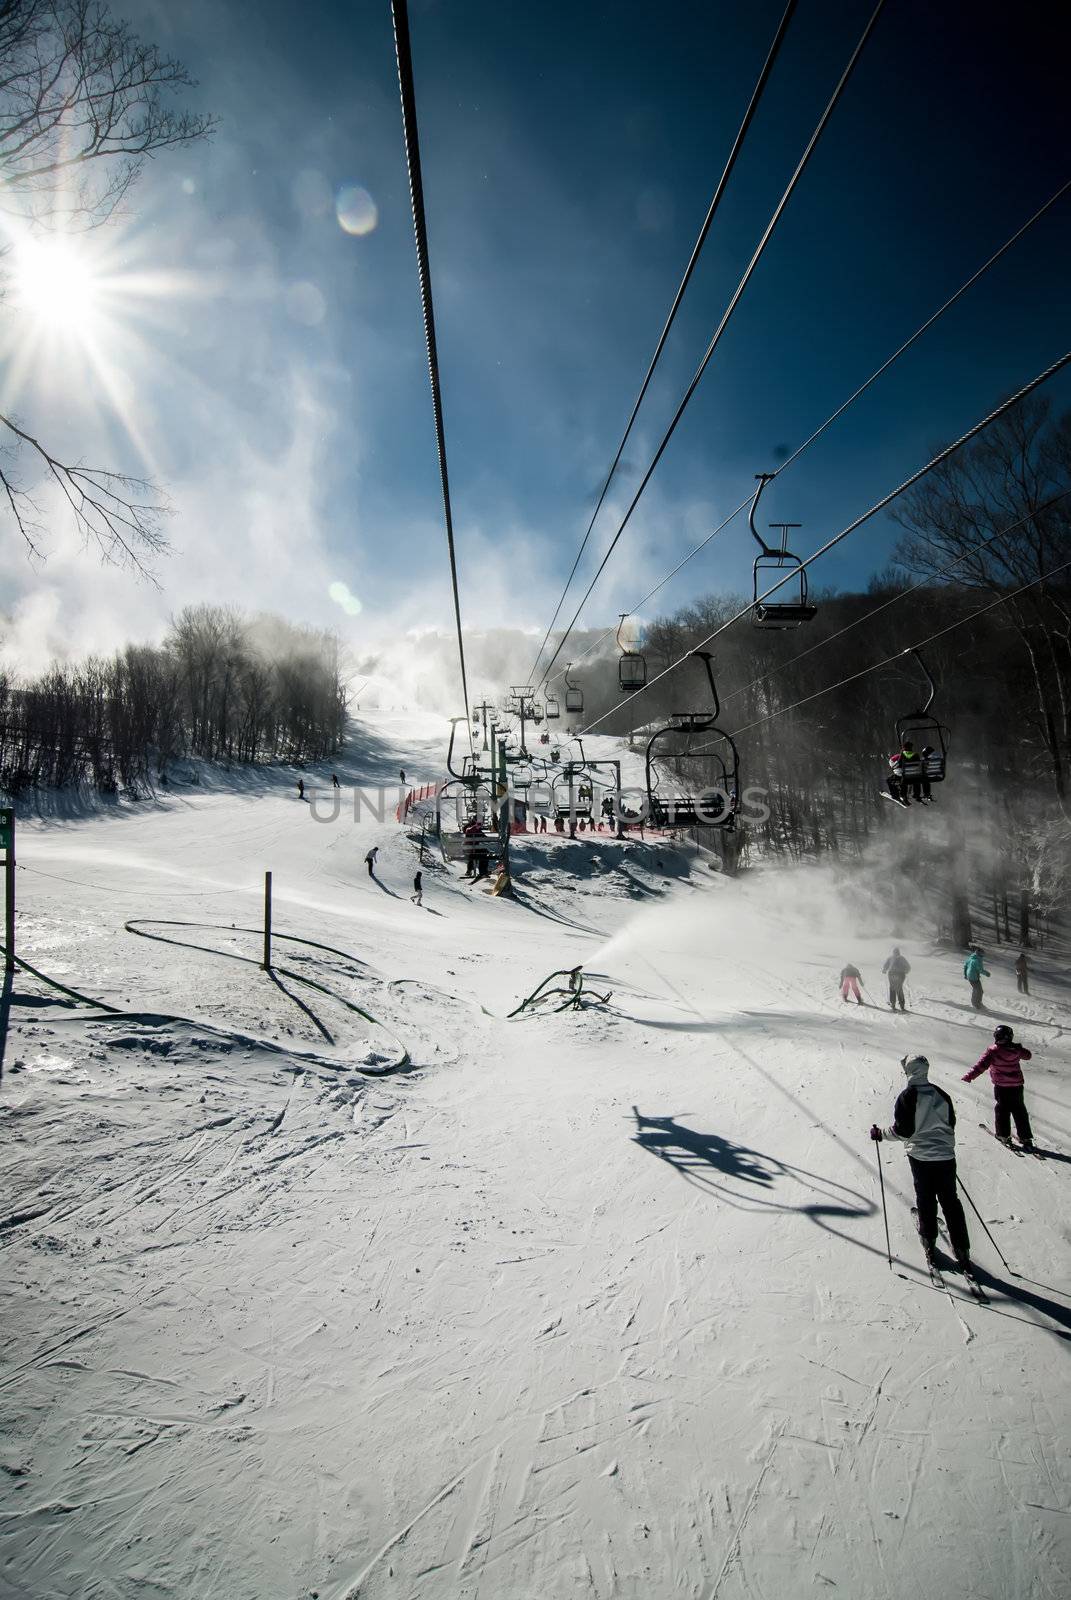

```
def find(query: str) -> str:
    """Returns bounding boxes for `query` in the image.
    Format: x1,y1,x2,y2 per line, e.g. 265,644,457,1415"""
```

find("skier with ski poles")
882,947,910,1011
963,1024,1034,1151
870,1053,973,1278
839,963,865,1005
963,945,990,1010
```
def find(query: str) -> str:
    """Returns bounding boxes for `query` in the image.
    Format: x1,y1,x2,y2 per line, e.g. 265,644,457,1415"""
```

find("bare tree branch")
1,407,167,576
0,0,216,228
0,1,214,568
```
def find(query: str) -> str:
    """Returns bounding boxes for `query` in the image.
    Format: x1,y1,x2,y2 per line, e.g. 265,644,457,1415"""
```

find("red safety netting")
395,780,445,824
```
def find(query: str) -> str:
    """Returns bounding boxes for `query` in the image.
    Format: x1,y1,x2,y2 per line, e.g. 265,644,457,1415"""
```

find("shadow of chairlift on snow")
632,1109,1071,1340
631,1107,875,1226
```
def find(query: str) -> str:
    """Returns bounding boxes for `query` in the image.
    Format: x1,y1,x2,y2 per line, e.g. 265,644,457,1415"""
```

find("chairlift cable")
525,0,799,689
573,348,1071,736
391,0,473,744
539,175,1071,691
534,0,888,695
724,555,1071,738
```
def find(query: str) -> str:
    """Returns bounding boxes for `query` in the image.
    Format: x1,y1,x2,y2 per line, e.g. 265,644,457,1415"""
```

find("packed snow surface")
1,713,1068,1599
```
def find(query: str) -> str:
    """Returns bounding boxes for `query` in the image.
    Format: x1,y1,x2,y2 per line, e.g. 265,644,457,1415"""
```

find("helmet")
993,1025,1013,1044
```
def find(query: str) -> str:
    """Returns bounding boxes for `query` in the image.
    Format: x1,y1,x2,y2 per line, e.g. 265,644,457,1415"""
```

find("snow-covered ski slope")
2,712,1068,1600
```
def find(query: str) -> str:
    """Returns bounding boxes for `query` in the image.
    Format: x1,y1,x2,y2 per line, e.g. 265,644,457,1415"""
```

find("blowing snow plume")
588,862,880,1022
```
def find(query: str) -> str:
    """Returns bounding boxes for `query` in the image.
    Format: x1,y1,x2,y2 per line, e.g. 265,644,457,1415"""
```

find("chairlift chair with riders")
885,649,949,805
617,614,647,692
564,663,584,716
749,473,817,629
644,651,739,829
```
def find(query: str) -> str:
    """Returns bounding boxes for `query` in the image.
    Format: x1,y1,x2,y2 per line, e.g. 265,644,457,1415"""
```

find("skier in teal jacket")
963,946,990,1011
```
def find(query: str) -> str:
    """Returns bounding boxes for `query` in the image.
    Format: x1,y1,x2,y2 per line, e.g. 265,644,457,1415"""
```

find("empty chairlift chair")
617,614,647,692
749,473,817,630
564,663,584,716
644,651,740,830
544,695,560,720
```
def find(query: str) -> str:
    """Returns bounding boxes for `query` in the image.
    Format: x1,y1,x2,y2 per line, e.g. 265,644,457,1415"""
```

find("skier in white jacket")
870,1054,971,1270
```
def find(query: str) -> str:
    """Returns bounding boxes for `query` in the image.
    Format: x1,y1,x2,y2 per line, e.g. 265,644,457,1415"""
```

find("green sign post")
0,807,13,973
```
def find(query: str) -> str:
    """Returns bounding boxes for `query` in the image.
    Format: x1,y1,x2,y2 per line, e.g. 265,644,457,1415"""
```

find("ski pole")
957,1174,1016,1276
874,1139,892,1268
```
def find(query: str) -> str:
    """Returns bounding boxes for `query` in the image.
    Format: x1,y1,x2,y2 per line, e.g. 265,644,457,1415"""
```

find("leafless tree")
0,0,214,567
891,398,1071,797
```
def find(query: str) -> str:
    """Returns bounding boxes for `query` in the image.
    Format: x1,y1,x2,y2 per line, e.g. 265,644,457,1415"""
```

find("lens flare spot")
336,184,378,236
329,580,363,616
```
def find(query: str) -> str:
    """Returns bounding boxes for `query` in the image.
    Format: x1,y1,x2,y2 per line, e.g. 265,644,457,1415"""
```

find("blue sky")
1,0,1069,684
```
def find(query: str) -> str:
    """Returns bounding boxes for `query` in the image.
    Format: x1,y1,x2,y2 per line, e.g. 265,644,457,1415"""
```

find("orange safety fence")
395,780,445,824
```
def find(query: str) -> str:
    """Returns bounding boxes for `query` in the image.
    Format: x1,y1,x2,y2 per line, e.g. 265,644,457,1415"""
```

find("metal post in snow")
263,871,272,970
0,808,14,974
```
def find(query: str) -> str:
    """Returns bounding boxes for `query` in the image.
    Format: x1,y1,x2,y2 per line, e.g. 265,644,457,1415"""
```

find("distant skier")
963,1024,1034,1150
331,773,341,789
839,963,865,1004
1014,950,1029,995
365,846,378,877
411,870,423,907
399,768,406,784
882,947,910,1011
297,778,305,800
870,1053,971,1272
963,945,990,1010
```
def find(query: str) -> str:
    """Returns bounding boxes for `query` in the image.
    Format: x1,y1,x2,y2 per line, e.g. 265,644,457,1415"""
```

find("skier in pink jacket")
963,1025,1034,1150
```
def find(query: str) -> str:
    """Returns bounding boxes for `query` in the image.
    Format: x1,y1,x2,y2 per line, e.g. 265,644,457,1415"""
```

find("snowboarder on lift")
870,1054,972,1273
963,945,989,1010
839,963,864,1004
963,1025,1034,1150
365,846,379,877
882,947,910,1011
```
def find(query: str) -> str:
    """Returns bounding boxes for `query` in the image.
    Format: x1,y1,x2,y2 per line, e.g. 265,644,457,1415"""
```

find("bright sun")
12,237,100,331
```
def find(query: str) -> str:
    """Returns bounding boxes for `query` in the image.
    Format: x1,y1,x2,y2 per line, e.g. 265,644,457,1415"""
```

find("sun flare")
11,237,101,333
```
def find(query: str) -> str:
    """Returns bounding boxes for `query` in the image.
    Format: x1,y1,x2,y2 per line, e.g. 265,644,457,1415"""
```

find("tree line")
0,606,347,795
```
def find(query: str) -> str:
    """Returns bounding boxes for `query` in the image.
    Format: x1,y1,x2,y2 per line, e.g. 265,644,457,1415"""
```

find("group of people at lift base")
840,944,1029,1013
869,1026,1035,1277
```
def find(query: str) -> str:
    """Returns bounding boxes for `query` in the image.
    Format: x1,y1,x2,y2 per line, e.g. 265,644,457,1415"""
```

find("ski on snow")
910,1208,989,1303
978,1122,1046,1159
